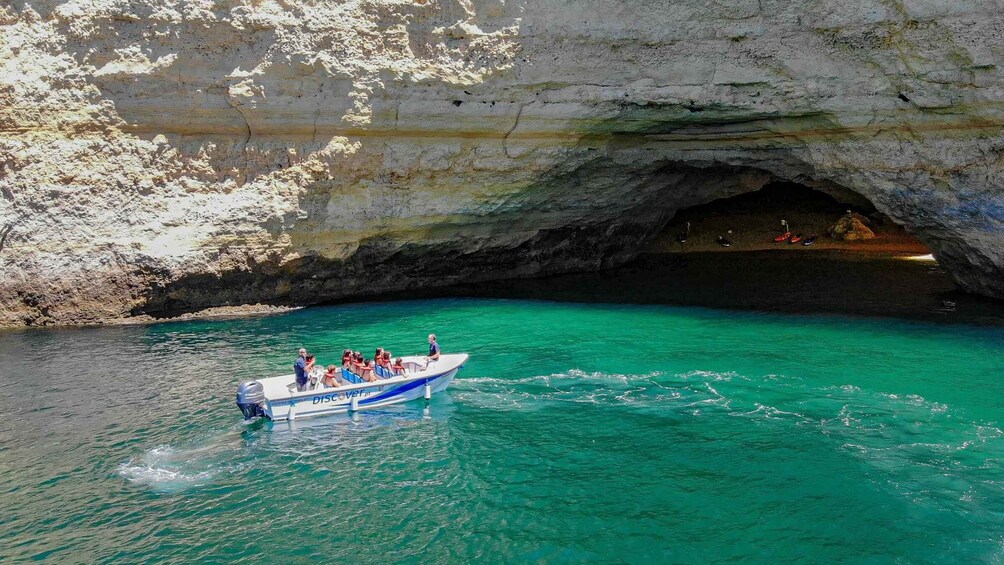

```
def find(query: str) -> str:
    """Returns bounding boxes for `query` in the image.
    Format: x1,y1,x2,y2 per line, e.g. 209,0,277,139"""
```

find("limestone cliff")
1,0,1002,326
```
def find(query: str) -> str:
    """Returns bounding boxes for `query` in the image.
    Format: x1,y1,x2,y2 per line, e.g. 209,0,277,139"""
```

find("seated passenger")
381,351,392,369
392,357,406,376
360,359,377,382
341,349,352,369
374,348,384,365
323,364,341,388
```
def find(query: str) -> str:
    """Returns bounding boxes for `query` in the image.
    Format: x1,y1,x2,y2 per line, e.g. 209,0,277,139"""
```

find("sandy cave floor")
649,184,931,256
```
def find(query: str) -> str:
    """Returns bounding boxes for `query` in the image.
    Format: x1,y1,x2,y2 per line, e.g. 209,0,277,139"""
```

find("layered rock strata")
1,0,1002,326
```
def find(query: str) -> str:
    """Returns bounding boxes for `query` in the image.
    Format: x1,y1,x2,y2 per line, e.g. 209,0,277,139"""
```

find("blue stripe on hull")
267,370,457,421
359,374,442,405
291,395,411,418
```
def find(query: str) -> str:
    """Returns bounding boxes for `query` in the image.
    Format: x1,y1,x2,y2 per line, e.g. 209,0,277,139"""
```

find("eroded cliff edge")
1,0,1002,326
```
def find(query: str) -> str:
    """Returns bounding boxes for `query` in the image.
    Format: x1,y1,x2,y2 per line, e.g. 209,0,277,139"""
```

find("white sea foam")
465,366,1004,526
679,369,744,382
461,370,1001,484
119,433,248,493
118,459,217,487
119,445,221,492
460,369,670,388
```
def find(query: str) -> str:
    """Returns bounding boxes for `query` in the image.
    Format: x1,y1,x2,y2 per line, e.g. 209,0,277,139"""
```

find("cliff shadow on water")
354,251,1004,327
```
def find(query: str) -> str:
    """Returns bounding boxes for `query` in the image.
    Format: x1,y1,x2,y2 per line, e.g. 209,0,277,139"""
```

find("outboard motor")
236,381,267,420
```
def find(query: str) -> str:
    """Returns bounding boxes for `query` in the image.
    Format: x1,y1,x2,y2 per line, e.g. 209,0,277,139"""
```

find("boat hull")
266,369,458,421
238,353,468,422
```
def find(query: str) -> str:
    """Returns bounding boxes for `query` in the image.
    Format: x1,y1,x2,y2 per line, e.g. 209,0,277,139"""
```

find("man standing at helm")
426,334,441,365
294,348,309,392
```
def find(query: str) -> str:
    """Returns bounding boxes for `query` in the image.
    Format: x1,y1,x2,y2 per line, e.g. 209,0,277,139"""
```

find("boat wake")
453,369,751,411
453,368,1004,517
118,429,250,493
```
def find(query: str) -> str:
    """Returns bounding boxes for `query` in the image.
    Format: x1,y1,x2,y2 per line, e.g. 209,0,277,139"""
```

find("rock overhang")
1,0,1002,326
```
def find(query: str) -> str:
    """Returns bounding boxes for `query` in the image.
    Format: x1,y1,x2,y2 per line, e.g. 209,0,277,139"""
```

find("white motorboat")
235,353,468,421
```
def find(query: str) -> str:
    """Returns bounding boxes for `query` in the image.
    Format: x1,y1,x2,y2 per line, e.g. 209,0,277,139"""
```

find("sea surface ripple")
1,299,1003,563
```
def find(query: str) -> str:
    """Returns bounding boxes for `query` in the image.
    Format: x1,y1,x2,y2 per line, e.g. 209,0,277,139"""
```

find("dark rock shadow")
402,251,1004,326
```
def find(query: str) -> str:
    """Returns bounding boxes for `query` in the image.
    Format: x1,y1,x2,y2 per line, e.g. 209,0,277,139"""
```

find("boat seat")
340,368,365,385
308,368,327,391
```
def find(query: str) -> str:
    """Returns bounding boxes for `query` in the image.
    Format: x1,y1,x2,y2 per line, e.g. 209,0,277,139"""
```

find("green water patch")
1,299,1002,562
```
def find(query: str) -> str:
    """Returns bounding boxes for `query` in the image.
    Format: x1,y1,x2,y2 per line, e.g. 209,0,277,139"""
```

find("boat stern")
236,380,268,420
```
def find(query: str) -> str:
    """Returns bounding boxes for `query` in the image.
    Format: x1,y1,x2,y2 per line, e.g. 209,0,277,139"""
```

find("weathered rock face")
1,0,1002,326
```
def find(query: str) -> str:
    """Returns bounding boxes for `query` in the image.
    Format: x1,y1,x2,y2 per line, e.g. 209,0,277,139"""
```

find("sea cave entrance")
414,177,981,321
649,181,930,255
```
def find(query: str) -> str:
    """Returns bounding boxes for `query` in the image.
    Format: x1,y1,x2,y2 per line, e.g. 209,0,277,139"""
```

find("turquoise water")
2,299,1004,563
